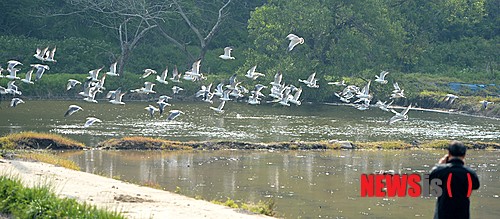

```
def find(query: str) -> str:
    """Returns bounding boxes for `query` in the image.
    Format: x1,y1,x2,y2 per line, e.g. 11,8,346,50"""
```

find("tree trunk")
118,45,130,78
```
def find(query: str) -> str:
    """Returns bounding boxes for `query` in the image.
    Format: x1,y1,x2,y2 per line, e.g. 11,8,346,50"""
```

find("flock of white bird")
0,33,495,127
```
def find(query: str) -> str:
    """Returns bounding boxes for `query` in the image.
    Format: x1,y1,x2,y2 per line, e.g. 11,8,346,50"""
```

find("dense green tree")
0,0,497,90
244,0,405,82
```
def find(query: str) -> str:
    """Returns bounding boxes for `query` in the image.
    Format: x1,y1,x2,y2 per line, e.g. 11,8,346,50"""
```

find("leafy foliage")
0,0,497,104
0,175,125,218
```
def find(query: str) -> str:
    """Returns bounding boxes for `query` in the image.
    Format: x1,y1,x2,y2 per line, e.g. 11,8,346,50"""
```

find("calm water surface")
59,150,499,218
0,100,498,145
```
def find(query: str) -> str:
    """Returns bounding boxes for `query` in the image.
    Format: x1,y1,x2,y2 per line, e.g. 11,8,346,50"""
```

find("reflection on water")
60,150,500,218
0,100,498,145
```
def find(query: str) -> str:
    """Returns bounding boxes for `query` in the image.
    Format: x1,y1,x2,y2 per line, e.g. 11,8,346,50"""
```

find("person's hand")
438,154,449,164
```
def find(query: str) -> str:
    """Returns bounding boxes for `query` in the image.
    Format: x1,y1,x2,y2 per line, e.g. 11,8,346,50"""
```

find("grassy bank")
0,132,86,150
0,175,124,218
1,133,498,152
96,137,500,150
98,136,193,150
0,132,84,170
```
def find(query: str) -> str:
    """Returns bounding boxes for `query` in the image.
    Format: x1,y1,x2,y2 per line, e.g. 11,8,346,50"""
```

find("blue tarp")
448,82,497,92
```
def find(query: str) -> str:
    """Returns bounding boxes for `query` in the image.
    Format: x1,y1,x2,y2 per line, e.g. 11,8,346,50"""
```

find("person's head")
448,141,467,158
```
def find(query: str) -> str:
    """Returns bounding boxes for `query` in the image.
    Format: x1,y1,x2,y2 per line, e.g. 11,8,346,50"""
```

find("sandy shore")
0,159,273,219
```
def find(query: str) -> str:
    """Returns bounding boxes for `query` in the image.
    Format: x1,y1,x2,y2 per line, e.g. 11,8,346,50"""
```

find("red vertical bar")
447,173,453,198
467,173,472,197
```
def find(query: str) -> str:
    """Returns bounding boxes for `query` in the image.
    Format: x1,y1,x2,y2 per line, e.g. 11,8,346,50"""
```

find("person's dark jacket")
430,158,480,219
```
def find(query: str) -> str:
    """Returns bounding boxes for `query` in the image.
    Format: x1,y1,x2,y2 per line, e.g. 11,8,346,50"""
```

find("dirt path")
0,159,273,219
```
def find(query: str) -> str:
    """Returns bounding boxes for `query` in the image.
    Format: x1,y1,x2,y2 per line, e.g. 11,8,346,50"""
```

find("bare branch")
172,0,205,47
130,24,157,50
155,22,196,61
204,0,232,44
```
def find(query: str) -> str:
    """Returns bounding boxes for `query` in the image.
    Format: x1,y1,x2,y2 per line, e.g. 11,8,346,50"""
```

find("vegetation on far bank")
95,137,500,150
1,133,499,152
97,136,193,150
0,175,125,218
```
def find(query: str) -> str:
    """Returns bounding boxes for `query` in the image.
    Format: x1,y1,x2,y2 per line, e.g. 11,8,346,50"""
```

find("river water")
59,149,499,218
0,100,498,145
1,100,499,218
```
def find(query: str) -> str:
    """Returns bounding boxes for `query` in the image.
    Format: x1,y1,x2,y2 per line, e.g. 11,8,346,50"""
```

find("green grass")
211,197,277,216
420,140,451,149
0,175,125,218
98,136,193,150
356,141,412,149
241,199,277,216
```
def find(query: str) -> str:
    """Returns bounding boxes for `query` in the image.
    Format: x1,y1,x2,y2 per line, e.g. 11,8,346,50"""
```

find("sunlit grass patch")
0,132,85,150
98,136,193,150
211,197,239,209
17,152,81,171
420,140,451,149
467,141,500,150
211,197,276,216
356,141,412,149
242,199,277,216
0,175,124,218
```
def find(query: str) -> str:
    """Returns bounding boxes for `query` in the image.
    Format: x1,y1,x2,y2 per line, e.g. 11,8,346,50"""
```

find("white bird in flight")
375,71,389,84
374,100,393,112
288,87,303,106
169,65,181,83
7,60,22,72
444,94,459,104
131,82,156,94
299,72,319,88
389,104,412,124
64,105,83,117
185,60,201,77
145,105,159,118
172,85,184,94
109,90,126,105
210,101,226,114
34,47,48,61
245,65,265,80
167,110,184,121
270,71,283,87
84,117,102,128
286,34,304,51
31,64,50,81
328,80,346,86
479,100,494,109
83,87,99,103
20,69,34,84
105,62,119,76
67,79,81,91
88,67,103,82
45,46,57,62
10,98,24,107
6,81,22,95
390,82,405,99
156,66,169,85
219,47,235,60
142,69,157,78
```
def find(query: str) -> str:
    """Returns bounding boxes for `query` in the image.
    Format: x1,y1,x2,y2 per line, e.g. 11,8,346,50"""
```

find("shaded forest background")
0,0,498,107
